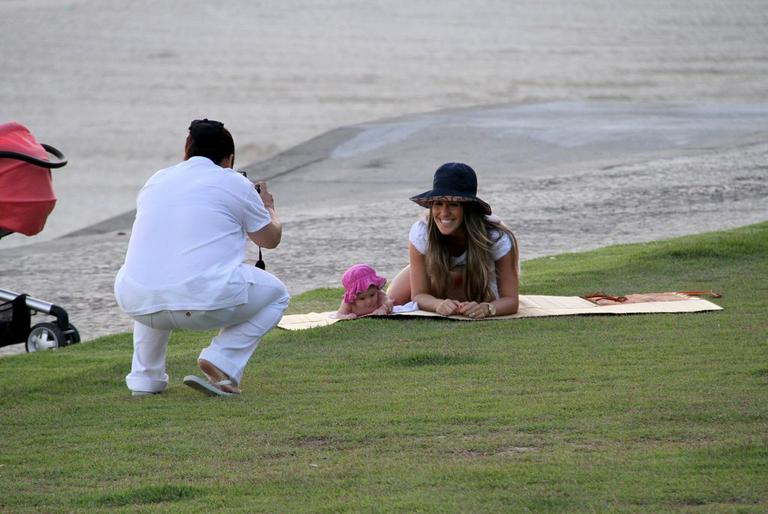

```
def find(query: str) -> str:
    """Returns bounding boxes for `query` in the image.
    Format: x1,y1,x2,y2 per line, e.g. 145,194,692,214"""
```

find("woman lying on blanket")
387,162,520,319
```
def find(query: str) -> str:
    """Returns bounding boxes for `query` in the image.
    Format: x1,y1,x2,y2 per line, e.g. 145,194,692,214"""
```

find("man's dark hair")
185,119,235,164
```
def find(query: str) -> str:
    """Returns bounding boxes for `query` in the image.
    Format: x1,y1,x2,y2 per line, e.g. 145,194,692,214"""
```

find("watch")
487,303,496,317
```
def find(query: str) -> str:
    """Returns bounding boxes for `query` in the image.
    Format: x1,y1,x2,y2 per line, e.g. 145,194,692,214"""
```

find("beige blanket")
277,294,723,331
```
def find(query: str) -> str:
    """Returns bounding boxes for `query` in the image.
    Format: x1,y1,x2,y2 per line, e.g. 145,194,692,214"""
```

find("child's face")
353,285,380,312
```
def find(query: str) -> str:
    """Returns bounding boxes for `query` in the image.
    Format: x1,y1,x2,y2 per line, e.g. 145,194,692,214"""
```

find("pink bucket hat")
342,264,386,303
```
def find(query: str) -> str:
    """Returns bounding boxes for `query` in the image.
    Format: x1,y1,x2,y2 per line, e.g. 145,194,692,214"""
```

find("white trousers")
125,266,290,393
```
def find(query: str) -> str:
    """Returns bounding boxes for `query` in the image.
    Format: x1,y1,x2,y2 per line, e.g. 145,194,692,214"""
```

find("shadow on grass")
385,352,484,367
80,484,206,507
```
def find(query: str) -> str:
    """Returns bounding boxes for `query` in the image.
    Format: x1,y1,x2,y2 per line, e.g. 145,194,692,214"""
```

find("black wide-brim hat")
409,162,492,215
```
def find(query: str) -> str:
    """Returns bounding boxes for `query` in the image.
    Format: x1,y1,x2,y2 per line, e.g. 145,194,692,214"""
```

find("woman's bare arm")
457,251,519,318
409,243,461,316
493,251,520,314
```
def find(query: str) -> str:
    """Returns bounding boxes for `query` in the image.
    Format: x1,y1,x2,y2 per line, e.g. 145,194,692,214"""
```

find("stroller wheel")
64,324,80,345
26,322,64,352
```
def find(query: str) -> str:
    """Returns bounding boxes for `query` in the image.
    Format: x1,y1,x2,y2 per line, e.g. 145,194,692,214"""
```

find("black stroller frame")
0,289,80,352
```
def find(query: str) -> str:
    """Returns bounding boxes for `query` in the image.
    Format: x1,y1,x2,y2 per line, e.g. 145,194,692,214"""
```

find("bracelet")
486,302,496,317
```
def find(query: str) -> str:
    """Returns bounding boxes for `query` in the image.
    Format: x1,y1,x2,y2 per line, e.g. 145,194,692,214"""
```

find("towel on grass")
277,293,722,330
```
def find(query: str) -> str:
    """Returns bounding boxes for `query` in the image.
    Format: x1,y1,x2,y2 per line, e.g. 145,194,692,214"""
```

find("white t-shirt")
114,156,270,315
408,215,517,299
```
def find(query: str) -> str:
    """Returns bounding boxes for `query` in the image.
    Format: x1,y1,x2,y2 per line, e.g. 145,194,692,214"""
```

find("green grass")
2,222,767,513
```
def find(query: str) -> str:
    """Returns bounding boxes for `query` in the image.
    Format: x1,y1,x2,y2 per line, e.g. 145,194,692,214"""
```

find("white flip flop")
182,375,239,397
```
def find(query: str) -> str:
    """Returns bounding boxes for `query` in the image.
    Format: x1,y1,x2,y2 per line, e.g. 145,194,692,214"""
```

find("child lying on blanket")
336,264,394,319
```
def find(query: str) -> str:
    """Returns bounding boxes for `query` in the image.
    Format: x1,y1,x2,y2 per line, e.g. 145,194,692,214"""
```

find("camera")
239,171,260,192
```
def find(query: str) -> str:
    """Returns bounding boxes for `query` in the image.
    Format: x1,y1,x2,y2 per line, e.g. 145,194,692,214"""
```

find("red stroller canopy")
0,122,63,236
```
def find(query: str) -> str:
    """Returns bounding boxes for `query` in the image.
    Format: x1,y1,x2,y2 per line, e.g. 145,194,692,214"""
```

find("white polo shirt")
114,156,270,315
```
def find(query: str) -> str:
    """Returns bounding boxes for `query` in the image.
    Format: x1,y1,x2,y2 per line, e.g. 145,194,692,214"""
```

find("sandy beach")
2,0,767,245
2,1,768,355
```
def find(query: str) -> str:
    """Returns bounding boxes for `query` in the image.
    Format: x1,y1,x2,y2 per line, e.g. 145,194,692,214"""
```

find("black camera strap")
256,248,265,270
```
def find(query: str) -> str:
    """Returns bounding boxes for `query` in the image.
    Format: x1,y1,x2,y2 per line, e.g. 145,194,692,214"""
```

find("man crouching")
114,119,288,397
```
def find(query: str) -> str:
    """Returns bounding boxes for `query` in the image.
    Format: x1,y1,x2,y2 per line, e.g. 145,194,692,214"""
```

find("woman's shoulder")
487,226,511,242
484,216,515,259
409,214,429,233
408,215,429,253
484,215,510,238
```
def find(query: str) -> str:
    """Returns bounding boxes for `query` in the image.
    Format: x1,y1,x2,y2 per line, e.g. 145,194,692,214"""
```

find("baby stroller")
0,122,80,352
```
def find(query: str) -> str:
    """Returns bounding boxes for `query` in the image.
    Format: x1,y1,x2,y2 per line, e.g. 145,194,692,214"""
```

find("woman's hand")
458,301,489,319
436,299,461,316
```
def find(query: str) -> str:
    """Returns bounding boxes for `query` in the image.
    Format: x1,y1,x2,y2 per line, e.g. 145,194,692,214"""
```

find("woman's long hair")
425,204,518,301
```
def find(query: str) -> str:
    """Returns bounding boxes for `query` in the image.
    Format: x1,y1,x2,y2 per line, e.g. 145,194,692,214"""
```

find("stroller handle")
0,143,67,169
0,288,57,314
